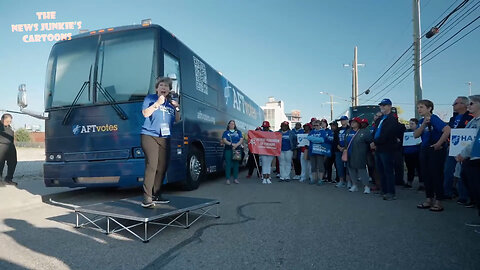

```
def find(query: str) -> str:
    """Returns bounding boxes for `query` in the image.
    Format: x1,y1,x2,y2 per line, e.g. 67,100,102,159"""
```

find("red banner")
248,130,282,156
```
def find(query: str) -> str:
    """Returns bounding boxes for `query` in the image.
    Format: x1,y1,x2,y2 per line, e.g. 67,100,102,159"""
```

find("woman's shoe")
429,205,444,212
417,202,431,209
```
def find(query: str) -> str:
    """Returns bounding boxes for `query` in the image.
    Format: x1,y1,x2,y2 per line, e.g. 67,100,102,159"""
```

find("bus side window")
164,52,181,97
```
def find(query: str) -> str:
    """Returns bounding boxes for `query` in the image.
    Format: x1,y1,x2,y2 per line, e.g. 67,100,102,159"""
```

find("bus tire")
184,147,205,190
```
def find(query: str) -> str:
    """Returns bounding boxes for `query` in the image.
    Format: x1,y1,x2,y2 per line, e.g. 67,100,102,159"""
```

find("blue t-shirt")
452,114,463,128
281,130,292,151
418,114,446,147
141,94,176,137
338,127,349,147
307,129,329,155
222,129,243,150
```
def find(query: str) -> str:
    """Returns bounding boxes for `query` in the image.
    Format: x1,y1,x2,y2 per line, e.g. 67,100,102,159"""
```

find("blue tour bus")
42,22,263,190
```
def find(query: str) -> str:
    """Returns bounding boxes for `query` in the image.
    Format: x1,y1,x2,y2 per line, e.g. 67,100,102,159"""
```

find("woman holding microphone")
140,77,180,208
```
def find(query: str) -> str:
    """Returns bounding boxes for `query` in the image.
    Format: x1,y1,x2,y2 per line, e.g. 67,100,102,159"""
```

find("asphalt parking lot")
1,162,479,270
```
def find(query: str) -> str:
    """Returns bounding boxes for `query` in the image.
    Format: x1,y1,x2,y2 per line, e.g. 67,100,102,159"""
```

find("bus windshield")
45,29,156,109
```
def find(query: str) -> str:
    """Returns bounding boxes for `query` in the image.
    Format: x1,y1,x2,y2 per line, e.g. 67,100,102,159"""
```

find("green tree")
15,128,31,142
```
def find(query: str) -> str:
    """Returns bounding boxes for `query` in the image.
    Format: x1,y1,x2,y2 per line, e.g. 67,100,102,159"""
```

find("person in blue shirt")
414,99,451,212
222,120,244,185
307,120,332,185
403,118,423,189
335,116,350,188
323,120,336,182
140,77,181,208
278,121,297,181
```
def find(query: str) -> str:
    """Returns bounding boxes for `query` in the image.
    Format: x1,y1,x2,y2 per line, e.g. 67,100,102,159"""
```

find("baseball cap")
262,121,270,127
360,118,369,125
378,98,392,106
310,117,317,122
350,117,362,124
281,121,289,126
339,116,349,121
320,119,328,123
303,123,313,129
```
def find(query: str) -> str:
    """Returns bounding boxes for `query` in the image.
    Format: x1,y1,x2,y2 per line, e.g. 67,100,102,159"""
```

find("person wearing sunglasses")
456,95,480,218
444,96,473,201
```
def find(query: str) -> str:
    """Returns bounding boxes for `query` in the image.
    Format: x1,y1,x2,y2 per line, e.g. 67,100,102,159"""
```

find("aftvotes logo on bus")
72,124,118,135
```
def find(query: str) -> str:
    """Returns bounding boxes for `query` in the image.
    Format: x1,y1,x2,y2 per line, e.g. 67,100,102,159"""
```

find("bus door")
163,51,185,182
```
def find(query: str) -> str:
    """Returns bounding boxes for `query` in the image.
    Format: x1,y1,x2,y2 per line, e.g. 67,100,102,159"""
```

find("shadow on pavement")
3,218,129,270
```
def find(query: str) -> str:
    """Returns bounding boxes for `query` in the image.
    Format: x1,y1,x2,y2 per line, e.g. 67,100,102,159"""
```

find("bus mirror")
17,84,28,109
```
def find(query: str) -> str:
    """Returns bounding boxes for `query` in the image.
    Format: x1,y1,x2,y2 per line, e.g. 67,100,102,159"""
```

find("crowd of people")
235,96,480,232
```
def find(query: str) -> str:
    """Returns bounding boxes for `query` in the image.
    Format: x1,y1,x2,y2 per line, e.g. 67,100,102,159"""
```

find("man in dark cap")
371,98,402,200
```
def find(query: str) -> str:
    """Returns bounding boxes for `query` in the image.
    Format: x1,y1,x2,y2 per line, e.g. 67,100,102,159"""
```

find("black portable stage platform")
74,195,220,242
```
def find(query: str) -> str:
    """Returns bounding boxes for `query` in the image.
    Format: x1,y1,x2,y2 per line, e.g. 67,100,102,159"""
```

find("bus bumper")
43,159,146,188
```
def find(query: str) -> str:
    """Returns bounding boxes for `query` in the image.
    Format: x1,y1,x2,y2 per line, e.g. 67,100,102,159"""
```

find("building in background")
261,96,288,131
286,110,301,128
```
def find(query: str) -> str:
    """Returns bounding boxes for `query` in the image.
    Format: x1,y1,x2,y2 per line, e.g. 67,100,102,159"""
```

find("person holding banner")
278,121,297,181
299,123,312,183
415,99,451,212
222,120,244,185
403,118,423,189
246,127,262,179
260,121,274,184
307,120,332,185
344,117,372,193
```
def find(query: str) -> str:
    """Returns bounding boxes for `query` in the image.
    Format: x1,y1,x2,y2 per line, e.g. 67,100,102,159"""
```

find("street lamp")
467,82,472,96
319,91,334,121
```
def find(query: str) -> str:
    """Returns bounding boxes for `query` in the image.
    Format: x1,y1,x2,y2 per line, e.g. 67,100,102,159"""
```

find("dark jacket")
0,124,14,145
373,112,401,153
448,111,474,129
347,128,372,169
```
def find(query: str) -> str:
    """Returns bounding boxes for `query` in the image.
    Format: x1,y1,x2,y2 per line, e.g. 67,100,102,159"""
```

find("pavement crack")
142,201,281,270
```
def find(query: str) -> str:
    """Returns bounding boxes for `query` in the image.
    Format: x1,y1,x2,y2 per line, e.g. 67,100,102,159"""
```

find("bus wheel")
184,147,205,190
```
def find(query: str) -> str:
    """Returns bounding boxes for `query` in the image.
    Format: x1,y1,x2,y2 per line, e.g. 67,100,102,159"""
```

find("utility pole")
413,0,423,119
344,46,364,107
329,95,333,121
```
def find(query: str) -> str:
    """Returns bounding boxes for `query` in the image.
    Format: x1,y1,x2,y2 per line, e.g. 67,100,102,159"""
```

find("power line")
422,15,480,61
360,1,478,105
362,44,413,92
423,0,480,53
371,18,480,104
422,20,480,65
